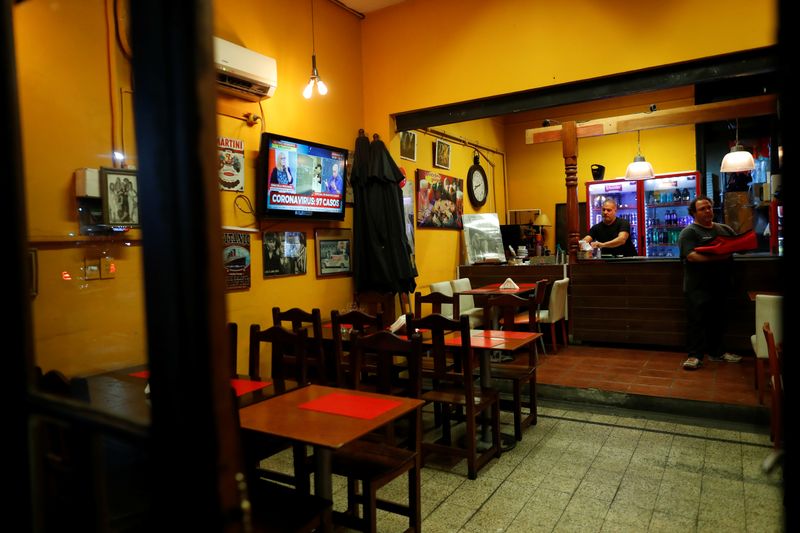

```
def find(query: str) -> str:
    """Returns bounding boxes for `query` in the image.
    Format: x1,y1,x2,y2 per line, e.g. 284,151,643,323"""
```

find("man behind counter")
582,198,637,256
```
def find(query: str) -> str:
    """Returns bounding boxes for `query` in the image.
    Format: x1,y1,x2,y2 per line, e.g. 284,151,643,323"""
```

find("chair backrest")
349,326,422,398
272,307,327,385
545,277,569,322
487,292,536,331
330,308,384,387
428,282,455,318
451,278,476,313
249,324,309,393
414,290,460,320
754,294,782,359
408,314,475,399
355,291,398,321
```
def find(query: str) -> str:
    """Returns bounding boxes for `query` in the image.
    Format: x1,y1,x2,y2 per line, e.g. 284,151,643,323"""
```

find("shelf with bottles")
645,201,691,208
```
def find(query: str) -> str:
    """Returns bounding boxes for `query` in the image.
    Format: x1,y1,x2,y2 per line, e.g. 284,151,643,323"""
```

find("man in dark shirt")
678,196,741,370
582,199,637,256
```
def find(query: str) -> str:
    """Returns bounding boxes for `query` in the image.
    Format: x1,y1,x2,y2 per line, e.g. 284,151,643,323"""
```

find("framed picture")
415,169,463,230
462,213,506,264
100,167,140,227
315,228,353,277
263,231,307,278
400,130,417,161
433,139,451,170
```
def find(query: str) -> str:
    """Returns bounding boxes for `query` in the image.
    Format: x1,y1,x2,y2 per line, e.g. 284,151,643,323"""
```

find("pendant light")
720,119,755,173
302,0,328,99
625,130,654,180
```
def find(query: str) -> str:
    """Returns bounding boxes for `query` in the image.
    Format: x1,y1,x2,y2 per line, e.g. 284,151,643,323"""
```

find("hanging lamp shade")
625,155,655,179
625,131,654,179
720,118,754,173
720,144,755,173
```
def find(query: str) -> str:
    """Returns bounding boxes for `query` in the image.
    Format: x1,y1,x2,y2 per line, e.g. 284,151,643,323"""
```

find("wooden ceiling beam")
525,94,777,144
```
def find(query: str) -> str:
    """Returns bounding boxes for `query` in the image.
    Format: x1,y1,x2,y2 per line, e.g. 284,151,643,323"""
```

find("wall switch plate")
100,256,116,278
85,258,101,280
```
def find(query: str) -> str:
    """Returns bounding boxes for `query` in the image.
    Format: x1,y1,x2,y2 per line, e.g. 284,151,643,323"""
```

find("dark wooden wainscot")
569,256,781,351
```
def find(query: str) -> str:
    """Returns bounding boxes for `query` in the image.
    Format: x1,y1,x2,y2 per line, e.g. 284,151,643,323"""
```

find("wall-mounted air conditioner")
213,37,277,101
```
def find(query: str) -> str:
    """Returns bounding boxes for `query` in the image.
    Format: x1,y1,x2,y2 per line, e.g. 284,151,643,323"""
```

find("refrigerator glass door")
587,179,640,255
643,172,700,257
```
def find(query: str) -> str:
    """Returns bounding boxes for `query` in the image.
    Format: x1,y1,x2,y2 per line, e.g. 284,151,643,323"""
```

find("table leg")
314,447,333,501
478,349,516,452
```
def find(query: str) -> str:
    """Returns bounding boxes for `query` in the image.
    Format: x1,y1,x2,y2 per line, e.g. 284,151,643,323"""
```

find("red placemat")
128,371,270,397
444,335,503,348
298,392,402,420
230,379,272,396
473,330,534,339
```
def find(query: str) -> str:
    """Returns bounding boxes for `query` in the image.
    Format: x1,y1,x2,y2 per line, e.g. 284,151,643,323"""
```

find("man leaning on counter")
582,198,637,257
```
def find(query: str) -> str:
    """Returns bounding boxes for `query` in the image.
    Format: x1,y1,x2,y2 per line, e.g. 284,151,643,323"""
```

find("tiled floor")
259,343,785,532
261,401,785,532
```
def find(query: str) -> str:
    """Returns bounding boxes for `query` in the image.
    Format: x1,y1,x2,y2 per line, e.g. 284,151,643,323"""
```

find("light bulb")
316,79,328,95
303,79,315,99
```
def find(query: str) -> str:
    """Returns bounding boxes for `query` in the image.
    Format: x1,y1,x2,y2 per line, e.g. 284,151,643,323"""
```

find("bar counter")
459,254,781,351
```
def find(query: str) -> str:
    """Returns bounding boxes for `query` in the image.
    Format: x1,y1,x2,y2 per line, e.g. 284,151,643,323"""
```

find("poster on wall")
400,168,416,268
415,169,463,229
223,231,251,290
218,136,245,191
263,231,307,278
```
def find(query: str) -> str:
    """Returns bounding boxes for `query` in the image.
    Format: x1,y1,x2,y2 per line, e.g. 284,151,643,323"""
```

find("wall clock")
467,152,488,208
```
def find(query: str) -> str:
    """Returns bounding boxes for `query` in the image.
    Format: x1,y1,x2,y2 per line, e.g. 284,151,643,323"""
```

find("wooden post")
561,121,580,263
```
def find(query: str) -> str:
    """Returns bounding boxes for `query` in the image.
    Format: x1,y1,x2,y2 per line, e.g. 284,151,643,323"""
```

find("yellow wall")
13,0,776,376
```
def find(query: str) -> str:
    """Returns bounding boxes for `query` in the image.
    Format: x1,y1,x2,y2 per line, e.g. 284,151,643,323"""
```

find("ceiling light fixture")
625,130,654,180
720,119,755,173
303,0,328,99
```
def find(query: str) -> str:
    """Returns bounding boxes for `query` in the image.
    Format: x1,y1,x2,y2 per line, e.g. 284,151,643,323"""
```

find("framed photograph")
433,139,451,170
263,231,307,278
315,228,353,277
100,167,140,227
462,213,506,264
415,169,463,230
400,130,417,161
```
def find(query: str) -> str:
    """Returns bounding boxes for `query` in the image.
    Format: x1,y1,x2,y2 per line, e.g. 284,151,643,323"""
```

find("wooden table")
238,384,424,501
453,282,541,329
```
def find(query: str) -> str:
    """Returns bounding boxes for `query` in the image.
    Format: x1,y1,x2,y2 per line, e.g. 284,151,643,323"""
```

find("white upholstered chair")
537,277,569,353
429,281,455,318
450,278,484,328
750,294,782,404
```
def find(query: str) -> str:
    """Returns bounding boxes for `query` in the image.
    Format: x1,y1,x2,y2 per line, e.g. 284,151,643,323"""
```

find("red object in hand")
694,230,757,255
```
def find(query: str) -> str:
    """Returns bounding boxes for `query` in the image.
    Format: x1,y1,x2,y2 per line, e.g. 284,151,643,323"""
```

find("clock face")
467,164,488,207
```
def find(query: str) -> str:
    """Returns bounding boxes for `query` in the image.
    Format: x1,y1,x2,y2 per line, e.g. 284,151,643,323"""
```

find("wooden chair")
485,292,539,440
414,290,460,319
331,330,423,533
246,325,312,493
330,308,384,388
234,386,333,533
762,322,783,452
272,306,328,385
408,313,501,479
354,291,398,322
751,294,782,404
498,278,548,356
537,277,570,353
449,278,484,328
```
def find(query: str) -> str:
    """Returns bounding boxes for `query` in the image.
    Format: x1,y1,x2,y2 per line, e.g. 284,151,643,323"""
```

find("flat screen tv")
256,132,348,221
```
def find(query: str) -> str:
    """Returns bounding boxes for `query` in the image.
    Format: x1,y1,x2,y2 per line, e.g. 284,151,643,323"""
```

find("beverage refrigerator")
642,171,701,257
586,179,642,254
